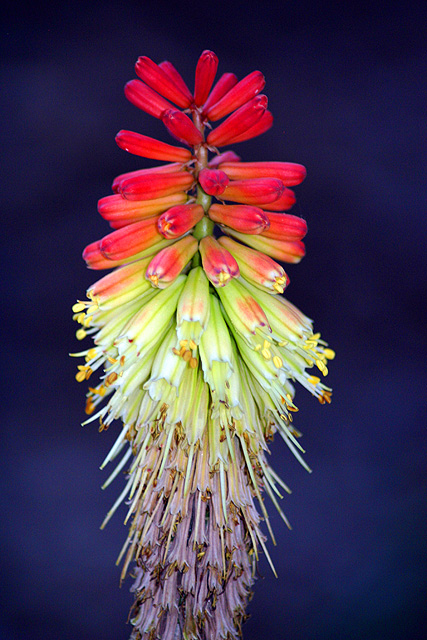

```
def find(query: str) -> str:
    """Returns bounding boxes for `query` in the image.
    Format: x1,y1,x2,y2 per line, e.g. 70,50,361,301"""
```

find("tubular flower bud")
206,95,268,147
118,170,194,201
198,168,229,196
219,161,307,186
261,212,308,240
145,235,198,288
223,227,306,263
158,60,194,104
98,193,188,229
135,57,192,109
162,109,204,147
124,79,174,118
157,203,204,238
218,236,290,294
72,50,334,640
221,177,284,205
199,235,240,287
228,109,273,143
194,50,218,106
208,203,270,234
201,72,238,113
205,70,265,121
115,130,193,163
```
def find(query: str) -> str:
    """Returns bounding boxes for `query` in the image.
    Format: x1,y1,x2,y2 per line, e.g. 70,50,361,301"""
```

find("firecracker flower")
71,50,334,640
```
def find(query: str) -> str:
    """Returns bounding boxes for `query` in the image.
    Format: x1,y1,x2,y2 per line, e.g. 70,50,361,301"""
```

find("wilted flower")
72,50,334,640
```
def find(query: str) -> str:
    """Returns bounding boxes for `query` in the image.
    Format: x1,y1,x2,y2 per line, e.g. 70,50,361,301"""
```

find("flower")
72,50,334,640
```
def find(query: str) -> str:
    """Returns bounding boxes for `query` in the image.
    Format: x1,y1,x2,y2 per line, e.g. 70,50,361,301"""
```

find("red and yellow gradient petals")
222,227,306,263
157,204,204,238
208,204,269,234
146,235,198,288
261,212,307,240
219,161,307,186
98,193,188,229
220,178,284,206
199,236,240,287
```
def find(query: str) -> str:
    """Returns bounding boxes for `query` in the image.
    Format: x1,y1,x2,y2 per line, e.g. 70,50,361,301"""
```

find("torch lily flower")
72,50,334,640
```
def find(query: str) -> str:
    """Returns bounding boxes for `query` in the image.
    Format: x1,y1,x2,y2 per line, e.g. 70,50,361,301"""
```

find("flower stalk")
72,50,334,640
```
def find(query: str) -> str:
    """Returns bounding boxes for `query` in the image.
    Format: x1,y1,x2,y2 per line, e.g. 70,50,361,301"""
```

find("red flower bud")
157,204,204,238
199,236,240,287
194,50,218,106
162,109,204,147
220,178,284,206
226,110,273,143
158,60,194,104
198,168,229,196
98,193,188,229
201,72,238,114
112,163,183,194
222,228,306,263
205,70,265,121
115,130,193,163
257,187,296,211
124,79,174,119
135,56,192,108
146,235,198,288
219,161,307,186
208,204,269,234
208,151,241,168
261,213,307,240
207,95,267,147
99,218,163,262
119,171,194,202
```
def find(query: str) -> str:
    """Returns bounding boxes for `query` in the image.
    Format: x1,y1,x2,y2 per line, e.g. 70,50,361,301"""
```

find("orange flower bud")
199,236,239,287
112,163,184,193
219,161,307,187
261,212,307,240
222,228,306,263
99,218,163,262
208,204,269,234
98,193,188,229
257,187,296,211
220,178,284,206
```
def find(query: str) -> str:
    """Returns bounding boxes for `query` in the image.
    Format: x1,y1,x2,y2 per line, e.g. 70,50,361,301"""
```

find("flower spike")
73,50,334,640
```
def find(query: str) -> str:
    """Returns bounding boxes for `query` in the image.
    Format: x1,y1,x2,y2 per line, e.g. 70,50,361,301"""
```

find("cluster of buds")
72,51,334,640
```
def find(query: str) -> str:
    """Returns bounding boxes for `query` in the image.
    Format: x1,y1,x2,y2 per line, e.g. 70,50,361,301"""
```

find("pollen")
273,282,285,293
72,302,86,313
261,348,271,360
218,271,231,285
76,328,87,340
273,355,283,368
307,375,321,385
323,348,336,360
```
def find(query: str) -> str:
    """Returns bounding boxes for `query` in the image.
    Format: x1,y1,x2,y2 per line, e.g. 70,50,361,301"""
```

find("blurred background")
1,1,426,638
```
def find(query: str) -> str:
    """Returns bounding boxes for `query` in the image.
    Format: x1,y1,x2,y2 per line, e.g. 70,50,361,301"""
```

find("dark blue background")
2,1,426,639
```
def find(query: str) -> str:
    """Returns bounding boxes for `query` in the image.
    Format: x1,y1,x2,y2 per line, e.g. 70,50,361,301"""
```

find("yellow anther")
254,344,262,351
76,328,87,340
189,357,198,369
182,349,192,362
323,348,336,360
83,315,93,328
85,399,95,415
316,359,328,375
85,348,98,362
179,340,188,347
105,372,118,386
149,274,159,287
120,355,126,366
76,312,85,324
75,370,86,382
261,348,271,360
189,339,197,351
172,348,181,356
107,356,118,364
273,355,283,369
72,302,86,313
276,276,287,285
263,340,271,349
278,340,288,347
307,375,321,385
86,304,98,315
89,385,106,396
218,271,231,285
273,282,284,293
